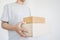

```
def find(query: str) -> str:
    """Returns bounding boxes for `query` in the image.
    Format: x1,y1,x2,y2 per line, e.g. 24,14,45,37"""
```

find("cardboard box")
20,16,51,37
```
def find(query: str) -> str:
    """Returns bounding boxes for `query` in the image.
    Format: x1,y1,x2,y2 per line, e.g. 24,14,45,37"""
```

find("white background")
0,0,60,40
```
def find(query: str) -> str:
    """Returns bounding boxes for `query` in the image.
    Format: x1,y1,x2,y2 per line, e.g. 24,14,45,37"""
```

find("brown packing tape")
23,16,33,23
23,16,45,23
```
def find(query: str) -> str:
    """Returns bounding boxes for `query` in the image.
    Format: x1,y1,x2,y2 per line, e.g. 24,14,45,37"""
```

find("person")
1,0,31,40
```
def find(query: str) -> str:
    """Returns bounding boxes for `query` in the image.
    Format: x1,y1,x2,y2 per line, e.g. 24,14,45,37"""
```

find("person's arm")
2,21,16,31
1,21,27,37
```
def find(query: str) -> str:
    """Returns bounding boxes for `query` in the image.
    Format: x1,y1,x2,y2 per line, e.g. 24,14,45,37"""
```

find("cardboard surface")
22,23,33,37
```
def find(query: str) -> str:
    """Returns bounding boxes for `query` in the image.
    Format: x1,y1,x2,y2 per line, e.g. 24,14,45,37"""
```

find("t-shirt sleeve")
1,5,9,22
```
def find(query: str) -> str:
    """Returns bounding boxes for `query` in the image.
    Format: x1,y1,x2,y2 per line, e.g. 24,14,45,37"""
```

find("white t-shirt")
1,2,41,40
1,2,33,40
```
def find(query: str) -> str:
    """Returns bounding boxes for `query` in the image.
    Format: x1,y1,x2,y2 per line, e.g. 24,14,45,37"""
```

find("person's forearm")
2,23,16,31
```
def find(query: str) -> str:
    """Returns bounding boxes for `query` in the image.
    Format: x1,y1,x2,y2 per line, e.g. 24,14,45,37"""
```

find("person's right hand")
14,22,27,38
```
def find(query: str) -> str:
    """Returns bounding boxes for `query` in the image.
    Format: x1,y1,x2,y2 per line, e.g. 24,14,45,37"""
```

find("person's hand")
14,21,27,38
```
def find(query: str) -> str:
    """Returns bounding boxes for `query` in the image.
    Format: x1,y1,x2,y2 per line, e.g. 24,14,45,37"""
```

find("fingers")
18,21,26,29
19,30,28,38
16,21,27,38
